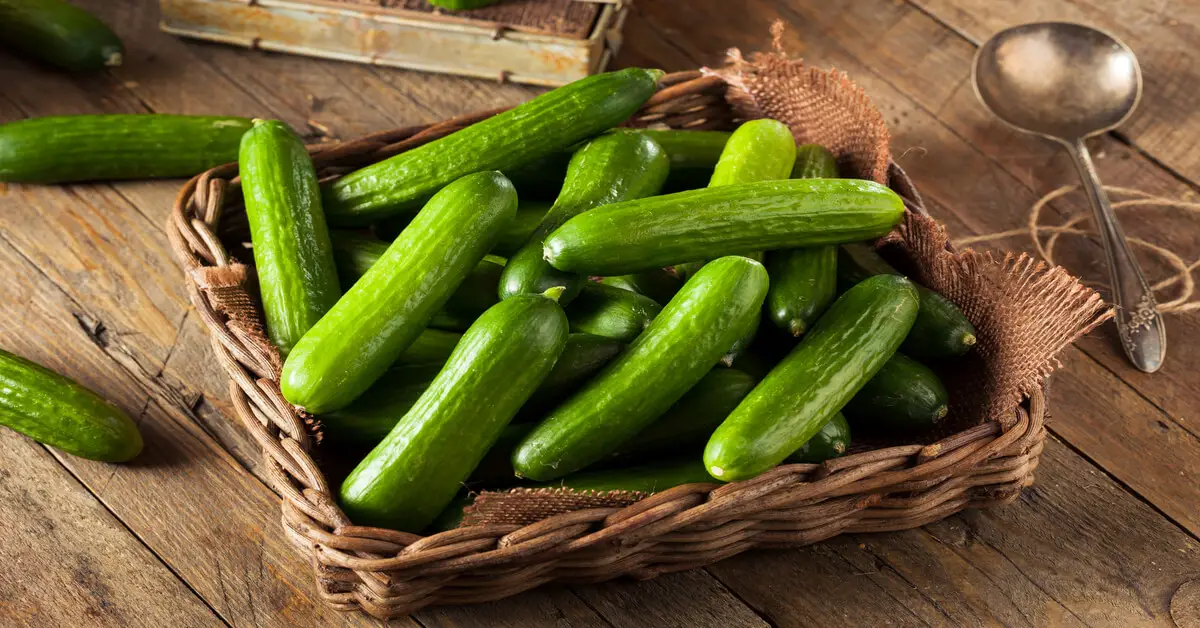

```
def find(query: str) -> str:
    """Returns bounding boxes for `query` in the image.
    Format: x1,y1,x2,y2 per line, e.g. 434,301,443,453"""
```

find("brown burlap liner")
168,30,1112,618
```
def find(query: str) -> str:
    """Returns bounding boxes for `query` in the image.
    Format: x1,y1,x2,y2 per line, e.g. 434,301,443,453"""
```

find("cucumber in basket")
765,144,840,336
838,243,978,359
0,114,252,183
322,68,664,225
566,283,662,343
282,171,516,414
842,353,949,432
786,412,850,464
0,349,142,462
393,329,462,367
543,179,906,276
513,256,769,481
705,274,919,481
499,131,670,304
0,0,123,71
240,119,341,355
620,129,732,192
340,290,569,532
518,333,624,418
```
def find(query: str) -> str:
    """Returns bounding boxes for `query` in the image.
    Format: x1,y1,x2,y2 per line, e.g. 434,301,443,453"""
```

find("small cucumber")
599,268,683,305
620,129,731,192
705,275,919,481
393,329,461,367
708,119,797,188
499,131,669,304
0,0,123,71
323,68,663,225
240,119,341,355
493,200,553,257
609,368,757,463
843,353,949,432
340,291,569,531
282,171,517,414
0,114,252,183
566,283,662,343
513,256,769,481
519,333,624,418
544,179,905,276
0,350,142,462
792,143,839,179
786,412,850,463
838,243,978,359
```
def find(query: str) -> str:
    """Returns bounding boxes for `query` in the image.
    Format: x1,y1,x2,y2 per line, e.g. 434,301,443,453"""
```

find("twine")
952,185,1200,314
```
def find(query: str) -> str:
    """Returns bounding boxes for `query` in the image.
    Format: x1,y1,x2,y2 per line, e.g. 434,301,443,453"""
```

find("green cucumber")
838,243,977,359
467,423,534,487
843,353,949,432
240,119,341,355
519,333,624,418
503,154,571,202
708,119,796,188
513,256,769,481
721,318,758,367
609,368,757,463
566,283,662,342
498,131,669,304
705,274,919,481
0,350,142,462
282,171,517,414
619,129,731,192
0,0,123,71
599,268,683,305
786,412,850,463
792,143,839,179
340,291,569,531
0,114,252,183
393,329,461,367
544,179,905,275
323,68,663,225
428,0,500,10
494,200,553,257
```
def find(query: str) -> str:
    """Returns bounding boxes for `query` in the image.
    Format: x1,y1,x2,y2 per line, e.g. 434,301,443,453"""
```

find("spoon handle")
1066,139,1166,373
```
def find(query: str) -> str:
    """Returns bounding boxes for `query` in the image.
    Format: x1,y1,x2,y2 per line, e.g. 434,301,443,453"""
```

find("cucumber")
721,318,758,368
393,329,461,367
428,0,500,9
599,268,682,305
842,353,949,432
0,350,142,462
708,119,796,188
493,200,553,257
503,154,571,202
544,179,905,276
786,412,850,463
519,333,624,418
467,423,534,487
240,119,341,355
282,171,517,414
498,131,669,304
0,0,122,71
838,243,978,359
618,129,731,192
340,291,569,531
0,114,252,183
792,143,839,179
566,283,661,343
705,274,919,481
609,368,757,463
513,256,769,481
323,68,663,225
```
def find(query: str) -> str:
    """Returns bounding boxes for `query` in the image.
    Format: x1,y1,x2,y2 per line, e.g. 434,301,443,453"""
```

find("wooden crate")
159,0,629,86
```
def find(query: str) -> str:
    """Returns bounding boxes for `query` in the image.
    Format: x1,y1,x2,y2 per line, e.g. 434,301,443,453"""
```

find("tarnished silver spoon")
973,21,1165,373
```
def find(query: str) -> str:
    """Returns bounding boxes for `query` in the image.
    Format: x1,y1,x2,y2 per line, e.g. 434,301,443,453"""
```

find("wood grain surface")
0,0,1196,626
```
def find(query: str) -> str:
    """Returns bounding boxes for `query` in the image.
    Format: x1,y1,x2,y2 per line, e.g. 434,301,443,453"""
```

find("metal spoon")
973,22,1165,373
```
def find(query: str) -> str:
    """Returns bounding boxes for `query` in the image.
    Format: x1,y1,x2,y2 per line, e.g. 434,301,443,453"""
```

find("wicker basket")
168,69,1090,619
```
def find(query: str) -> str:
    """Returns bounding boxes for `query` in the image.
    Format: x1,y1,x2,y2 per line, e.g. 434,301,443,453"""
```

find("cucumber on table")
566,283,662,343
543,179,906,276
499,131,669,304
842,353,949,432
340,291,569,531
705,275,920,481
513,256,769,481
322,68,663,225
599,268,683,305
0,350,142,462
0,114,252,183
240,119,341,355
838,243,977,359
281,171,517,414
786,412,850,464
0,0,123,71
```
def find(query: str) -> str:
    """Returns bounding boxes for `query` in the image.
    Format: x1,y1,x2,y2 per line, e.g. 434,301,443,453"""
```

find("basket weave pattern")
170,71,1052,619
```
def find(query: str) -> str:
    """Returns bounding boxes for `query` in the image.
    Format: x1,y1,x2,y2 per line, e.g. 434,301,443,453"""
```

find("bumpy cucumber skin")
843,353,949,432
600,269,682,305
323,68,663,225
786,412,850,463
705,275,919,481
609,368,757,463
566,283,662,343
513,256,769,481
282,171,517,414
240,120,341,355
708,119,797,187
519,333,624,418
0,0,123,71
0,114,252,183
0,350,142,462
544,179,905,276
838,243,978,359
340,293,568,531
321,365,441,448
765,245,838,337
792,143,839,179
499,131,669,304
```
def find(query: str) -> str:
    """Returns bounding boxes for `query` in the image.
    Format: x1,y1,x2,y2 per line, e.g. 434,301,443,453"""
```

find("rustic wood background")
1,1,1198,626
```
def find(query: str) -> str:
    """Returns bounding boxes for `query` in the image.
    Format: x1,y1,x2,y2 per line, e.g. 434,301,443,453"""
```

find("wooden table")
1,1,1198,626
